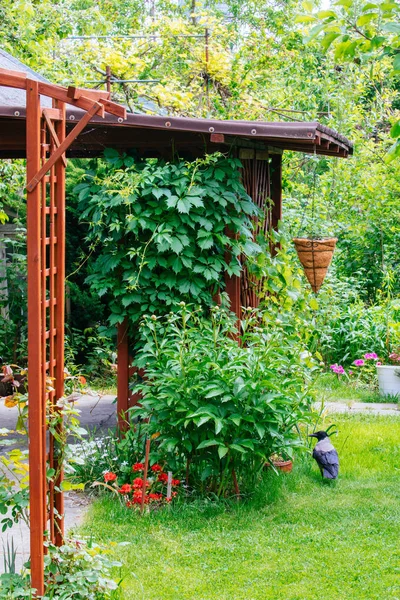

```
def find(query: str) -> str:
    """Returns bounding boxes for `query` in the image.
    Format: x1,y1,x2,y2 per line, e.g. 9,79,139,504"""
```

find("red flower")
132,463,144,472
119,484,132,494
158,473,168,484
172,479,180,486
148,493,163,502
132,490,149,505
133,477,150,489
151,464,162,472
104,472,117,482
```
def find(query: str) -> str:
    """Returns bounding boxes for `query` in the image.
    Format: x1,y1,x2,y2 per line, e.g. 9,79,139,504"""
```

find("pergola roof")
0,50,353,159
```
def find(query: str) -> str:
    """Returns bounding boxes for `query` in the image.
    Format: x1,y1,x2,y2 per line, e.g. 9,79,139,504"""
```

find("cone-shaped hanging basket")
293,237,337,294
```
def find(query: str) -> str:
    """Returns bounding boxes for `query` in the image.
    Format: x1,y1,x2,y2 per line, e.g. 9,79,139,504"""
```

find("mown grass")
315,373,384,403
80,415,400,600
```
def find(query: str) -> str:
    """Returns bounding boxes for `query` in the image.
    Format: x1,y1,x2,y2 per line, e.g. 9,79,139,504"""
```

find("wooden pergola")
0,65,352,595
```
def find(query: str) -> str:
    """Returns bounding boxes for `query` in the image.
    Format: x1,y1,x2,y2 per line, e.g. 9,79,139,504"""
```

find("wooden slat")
54,99,66,546
42,107,63,121
45,328,57,340
43,110,67,167
27,78,45,597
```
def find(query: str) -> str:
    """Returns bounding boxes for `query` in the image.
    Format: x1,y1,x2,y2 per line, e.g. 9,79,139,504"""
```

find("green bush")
130,303,318,497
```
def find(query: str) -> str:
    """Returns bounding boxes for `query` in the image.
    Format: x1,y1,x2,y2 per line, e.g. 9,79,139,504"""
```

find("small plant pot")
293,237,337,294
266,459,293,473
377,365,400,397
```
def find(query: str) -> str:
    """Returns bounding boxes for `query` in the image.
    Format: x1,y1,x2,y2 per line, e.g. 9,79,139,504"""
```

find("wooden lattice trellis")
0,68,126,596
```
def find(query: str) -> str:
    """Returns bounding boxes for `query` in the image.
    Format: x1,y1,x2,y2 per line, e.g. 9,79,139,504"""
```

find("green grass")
80,415,400,600
315,373,385,403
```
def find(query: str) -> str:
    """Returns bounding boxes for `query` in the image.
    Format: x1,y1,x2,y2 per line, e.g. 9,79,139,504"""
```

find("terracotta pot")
293,237,337,294
266,459,293,473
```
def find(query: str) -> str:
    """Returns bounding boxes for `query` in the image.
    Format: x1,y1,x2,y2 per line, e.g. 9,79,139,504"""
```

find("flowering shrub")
99,463,180,509
329,352,381,388
130,303,318,497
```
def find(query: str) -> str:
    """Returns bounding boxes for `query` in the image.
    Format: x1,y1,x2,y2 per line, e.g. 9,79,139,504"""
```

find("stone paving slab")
314,401,400,416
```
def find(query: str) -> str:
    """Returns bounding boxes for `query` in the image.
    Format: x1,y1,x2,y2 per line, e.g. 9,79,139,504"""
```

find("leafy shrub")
0,540,122,600
76,151,259,332
130,303,318,497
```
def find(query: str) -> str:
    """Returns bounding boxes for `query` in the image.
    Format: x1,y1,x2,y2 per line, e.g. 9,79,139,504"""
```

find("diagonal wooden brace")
42,109,67,168
27,102,102,192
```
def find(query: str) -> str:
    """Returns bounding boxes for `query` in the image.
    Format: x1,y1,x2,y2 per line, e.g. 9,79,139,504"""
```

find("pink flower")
330,364,345,375
364,352,378,360
353,359,365,367
377,361,381,366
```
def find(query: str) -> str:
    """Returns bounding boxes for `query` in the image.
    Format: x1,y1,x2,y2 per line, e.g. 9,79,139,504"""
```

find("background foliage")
0,0,399,366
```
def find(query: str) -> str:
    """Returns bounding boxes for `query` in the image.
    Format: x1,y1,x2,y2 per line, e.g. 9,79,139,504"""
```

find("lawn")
314,373,385,403
80,415,400,600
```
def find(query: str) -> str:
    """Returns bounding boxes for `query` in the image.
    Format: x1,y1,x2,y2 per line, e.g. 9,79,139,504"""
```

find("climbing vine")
77,151,260,331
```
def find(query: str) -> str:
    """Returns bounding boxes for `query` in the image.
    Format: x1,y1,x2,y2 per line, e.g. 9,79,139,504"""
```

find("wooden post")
54,99,66,546
117,319,130,431
270,154,282,253
27,79,45,597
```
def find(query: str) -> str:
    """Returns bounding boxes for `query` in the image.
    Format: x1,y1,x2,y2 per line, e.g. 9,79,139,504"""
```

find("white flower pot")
377,365,400,397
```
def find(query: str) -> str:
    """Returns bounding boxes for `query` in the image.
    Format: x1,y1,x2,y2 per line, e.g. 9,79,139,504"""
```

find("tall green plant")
130,304,318,497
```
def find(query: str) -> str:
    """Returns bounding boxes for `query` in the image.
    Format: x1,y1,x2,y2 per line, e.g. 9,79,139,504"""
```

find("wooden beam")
42,109,67,167
27,101,102,191
67,85,111,101
0,68,27,89
54,99,66,547
42,107,63,121
26,78,45,597
38,82,105,116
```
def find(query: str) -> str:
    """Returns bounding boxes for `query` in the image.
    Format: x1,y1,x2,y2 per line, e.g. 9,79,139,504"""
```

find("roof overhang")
0,107,353,159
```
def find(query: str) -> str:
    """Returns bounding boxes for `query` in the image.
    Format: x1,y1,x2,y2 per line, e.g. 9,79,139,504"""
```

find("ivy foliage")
77,152,259,329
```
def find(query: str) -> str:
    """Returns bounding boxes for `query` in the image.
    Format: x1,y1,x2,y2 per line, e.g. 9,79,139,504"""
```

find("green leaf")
170,237,184,254
393,54,400,72
388,121,400,143
382,22,400,33
229,444,246,453
218,446,229,459
356,13,378,26
255,424,265,439
177,197,192,213
197,439,219,449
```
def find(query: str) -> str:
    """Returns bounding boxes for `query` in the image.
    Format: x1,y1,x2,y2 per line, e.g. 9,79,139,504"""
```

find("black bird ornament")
309,430,339,480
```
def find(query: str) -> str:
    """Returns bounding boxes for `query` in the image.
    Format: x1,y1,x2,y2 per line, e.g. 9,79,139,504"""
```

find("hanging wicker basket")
293,237,337,294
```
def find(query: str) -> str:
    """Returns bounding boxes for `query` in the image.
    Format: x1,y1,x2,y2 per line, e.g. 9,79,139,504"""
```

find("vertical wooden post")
117,319,130,431
270,154,282,253
225,267,242,322
54,100,66,546
27,79,45,597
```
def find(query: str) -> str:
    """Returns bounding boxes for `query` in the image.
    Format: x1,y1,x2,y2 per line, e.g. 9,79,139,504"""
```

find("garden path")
0,393,116,573
315,401,399,415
